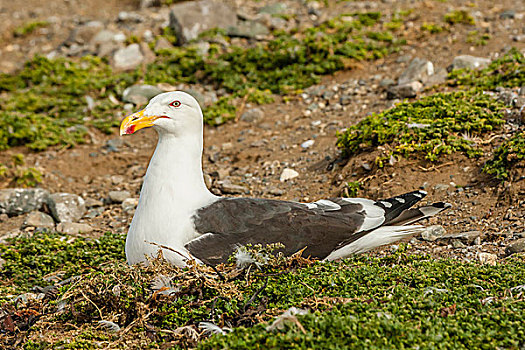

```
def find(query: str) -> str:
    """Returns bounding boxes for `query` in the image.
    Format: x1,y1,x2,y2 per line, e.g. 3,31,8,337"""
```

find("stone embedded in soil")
477,252,497,266
425,68,448,86
259,3,288,15
217,180,249,194
84,198,103,208
108,190,131,204
450,55,491,71
227,20,270,38
56,222,93,234
113,44,144,71
386,81,423,99
154,37,175,51
240,107,264,123
421,225,446,242
301,140,315,149
280,168,299,182
0,189,50,216
122,84,163,105
22,211,55,229
398,58,434,85
48,193,86,223
505,238,525,256
122,198,139,214
169,0,237,44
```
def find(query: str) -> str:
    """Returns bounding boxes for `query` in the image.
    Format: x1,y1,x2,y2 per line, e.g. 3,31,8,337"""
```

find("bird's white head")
120,91,203,137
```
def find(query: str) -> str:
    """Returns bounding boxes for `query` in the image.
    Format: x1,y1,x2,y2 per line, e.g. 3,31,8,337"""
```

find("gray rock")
73,21,104,44
108,190,131,204
154,37,174,51
84,198,103,208
169,0,237,44
57,222,93,234
0,189,50,216
48,193,86,223
23,211,55,229
421,225,446,242
91,29,121,45
386,81,423,99
117,11,144,23
122,85,163,105
450,55,490,71
227,20,270,38
259,3,287,15
339,95,352,105
85,207,104,219
121,198,138,214
269,187,284,196
218,180,248,194
499,10,515,19
105,138,125,152
379,78,396,88
240,108,264,122
140,0,160,8
505,238,525,256
398,58,434,85
425,68,448,86
113,44,144,71
280,168,299,182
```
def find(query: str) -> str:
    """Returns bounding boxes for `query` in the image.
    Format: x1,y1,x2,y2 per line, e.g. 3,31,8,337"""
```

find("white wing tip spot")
379,201,392,208
395,197,405,203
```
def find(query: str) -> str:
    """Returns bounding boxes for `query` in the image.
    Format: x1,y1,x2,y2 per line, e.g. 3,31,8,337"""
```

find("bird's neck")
144,132,214,207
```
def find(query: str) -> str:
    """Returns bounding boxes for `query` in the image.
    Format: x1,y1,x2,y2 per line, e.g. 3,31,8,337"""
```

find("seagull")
120,91,450,266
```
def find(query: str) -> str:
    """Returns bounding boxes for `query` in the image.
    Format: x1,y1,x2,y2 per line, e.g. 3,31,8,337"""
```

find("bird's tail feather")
388,202,452,226
324,225,425,260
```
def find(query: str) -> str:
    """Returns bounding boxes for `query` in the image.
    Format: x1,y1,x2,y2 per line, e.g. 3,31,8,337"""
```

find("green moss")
13,21,49,37
421,22,445,34
0,231,125,293
449,48,525,89
336,90,505,163
4,240,525,348
484,130,525,180
466,30,491,46
0,56,136,150
444,10,475,25
146,13,404,95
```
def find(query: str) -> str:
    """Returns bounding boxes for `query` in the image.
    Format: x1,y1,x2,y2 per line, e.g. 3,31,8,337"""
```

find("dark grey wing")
187,197,368,265
186,190,431,265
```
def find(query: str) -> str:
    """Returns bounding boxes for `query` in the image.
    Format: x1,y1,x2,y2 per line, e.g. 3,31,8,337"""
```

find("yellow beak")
120,109,166,136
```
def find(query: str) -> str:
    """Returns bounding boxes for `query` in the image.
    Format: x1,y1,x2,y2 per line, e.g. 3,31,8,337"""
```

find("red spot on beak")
125,125,136,134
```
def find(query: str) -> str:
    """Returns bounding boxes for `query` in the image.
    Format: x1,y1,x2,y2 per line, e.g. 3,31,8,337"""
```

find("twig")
211,265,226,281
121,311,153,335
243,276,269,312
79,290,103,320
418,161,454,172
235,87,254,122
146,241,188,259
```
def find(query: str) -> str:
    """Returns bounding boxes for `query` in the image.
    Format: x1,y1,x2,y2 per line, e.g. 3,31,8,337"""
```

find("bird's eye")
169,100,181,108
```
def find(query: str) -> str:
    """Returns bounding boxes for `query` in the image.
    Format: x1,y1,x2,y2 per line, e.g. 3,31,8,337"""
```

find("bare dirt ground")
0,0,524,261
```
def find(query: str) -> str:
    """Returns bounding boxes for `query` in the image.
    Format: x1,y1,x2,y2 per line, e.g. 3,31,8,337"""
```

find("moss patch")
443,10,475,25
484,130,525,180
13,21,49,37
0,231,125,294
336,90,505,164
2,244,524,349
448,48,525,89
